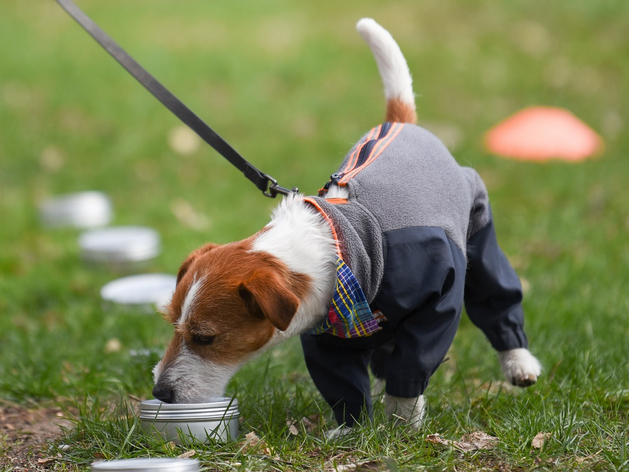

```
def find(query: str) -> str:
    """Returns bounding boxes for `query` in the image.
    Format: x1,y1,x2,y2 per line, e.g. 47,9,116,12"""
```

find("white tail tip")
356,18,416,123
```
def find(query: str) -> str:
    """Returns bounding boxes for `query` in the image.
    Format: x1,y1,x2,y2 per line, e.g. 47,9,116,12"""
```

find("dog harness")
301,122,529,426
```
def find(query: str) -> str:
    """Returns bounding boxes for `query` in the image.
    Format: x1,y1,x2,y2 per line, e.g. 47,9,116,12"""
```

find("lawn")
1,0,628,470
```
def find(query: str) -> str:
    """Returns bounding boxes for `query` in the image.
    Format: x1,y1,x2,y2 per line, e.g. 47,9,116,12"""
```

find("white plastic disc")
100,274,176,309
79,226,160,264
40,191,112,228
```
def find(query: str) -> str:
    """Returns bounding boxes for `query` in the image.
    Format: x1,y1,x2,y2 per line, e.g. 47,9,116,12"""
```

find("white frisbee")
79,226,161,267
40,191,112,228
100,274,176,311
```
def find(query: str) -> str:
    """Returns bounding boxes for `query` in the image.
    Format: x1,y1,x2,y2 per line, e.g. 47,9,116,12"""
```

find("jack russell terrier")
152,18,541,430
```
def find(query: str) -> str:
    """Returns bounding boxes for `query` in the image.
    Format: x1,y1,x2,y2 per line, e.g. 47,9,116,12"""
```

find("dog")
152,18,541,430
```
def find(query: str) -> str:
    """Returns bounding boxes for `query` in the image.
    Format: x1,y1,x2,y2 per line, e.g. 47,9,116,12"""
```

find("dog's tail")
356,18,416,124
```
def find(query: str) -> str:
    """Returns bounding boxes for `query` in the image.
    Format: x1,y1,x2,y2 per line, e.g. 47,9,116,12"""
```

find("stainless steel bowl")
140,398,239,444
91,458,199,471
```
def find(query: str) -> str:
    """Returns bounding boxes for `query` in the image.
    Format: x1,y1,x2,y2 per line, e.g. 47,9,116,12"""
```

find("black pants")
301,220,528,426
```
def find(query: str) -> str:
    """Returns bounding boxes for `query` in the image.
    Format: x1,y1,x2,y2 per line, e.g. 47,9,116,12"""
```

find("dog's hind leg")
464,212,542,386
463,172,541,386
498,348,541,387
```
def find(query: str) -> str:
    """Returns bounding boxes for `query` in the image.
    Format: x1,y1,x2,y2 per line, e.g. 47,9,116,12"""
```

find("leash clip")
262,174,299,198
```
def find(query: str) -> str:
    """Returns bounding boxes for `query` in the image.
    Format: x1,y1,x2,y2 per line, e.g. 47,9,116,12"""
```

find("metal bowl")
140,398,239,444
91,458,199,471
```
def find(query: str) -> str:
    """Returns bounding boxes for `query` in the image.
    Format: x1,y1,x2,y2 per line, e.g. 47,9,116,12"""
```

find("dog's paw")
384,394,425,430
499,348,542,387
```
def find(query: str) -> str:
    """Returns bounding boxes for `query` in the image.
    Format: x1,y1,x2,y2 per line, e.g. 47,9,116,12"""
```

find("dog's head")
152,238,311,403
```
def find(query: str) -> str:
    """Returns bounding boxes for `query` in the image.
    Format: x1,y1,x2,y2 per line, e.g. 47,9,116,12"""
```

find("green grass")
1,0,628,470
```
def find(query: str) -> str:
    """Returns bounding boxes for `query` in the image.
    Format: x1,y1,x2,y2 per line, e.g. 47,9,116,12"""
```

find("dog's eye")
191,334,215,346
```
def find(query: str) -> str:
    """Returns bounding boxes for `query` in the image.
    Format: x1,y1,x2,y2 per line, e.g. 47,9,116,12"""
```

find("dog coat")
301,122,528,426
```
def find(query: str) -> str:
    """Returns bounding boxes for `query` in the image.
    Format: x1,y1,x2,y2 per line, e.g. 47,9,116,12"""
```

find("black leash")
56,0,296,198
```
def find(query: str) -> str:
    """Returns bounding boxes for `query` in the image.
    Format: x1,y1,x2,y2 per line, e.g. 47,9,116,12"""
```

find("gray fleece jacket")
308,121,490,302
301,122,528,426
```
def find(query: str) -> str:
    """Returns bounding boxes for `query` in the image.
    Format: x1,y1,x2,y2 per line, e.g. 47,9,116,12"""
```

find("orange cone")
485,106,604,162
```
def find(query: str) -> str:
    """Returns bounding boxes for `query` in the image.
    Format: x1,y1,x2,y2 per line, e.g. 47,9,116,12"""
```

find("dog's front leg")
384,393,426,430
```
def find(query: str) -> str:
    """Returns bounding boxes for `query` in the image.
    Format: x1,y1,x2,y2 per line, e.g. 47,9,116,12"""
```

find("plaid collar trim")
309,257,382,338
302,196,382,338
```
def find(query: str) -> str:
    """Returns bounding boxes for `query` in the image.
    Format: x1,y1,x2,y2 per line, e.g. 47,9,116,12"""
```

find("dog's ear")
177,243,218,284
238,271,300,331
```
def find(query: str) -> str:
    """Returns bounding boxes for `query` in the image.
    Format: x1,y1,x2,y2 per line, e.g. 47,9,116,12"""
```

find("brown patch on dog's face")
175,243,219,285
159,237,312,369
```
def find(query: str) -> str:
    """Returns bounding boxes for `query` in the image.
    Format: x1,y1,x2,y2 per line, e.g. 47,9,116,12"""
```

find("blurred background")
0,0,627,411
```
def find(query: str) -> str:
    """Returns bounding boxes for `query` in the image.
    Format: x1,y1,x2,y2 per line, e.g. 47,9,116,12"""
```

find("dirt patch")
0,401,73,471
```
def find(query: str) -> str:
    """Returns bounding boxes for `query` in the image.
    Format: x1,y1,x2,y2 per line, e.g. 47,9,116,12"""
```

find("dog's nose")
152,383,174,403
